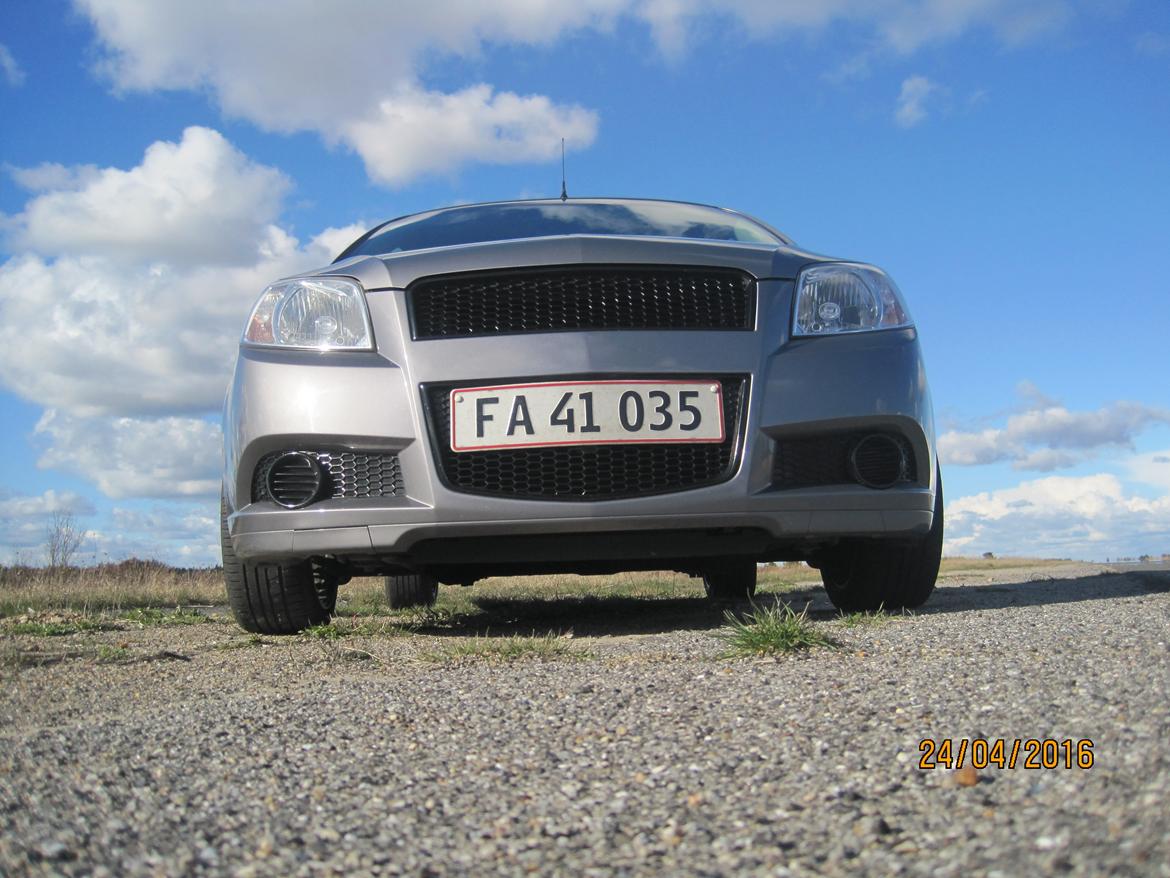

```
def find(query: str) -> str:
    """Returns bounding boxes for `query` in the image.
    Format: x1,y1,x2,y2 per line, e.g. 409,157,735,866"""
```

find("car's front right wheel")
817,472,944,613
702,558,758,603
221,499,335,634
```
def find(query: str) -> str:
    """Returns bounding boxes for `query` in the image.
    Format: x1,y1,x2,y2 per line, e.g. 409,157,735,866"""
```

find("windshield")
339,201,781,258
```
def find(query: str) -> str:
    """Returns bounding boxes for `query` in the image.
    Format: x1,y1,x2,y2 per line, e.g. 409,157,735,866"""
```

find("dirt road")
2,564,1167,876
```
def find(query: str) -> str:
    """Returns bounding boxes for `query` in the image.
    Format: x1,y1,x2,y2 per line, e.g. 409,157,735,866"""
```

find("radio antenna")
560,138,568,201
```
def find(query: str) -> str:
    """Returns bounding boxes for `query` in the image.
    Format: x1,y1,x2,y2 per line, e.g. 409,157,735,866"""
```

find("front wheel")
221,499,335,634
384,573,439,609
702,558,758,603
818,473,944,613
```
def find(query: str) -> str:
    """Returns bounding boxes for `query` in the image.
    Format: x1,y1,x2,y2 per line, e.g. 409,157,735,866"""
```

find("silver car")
221,198,942,633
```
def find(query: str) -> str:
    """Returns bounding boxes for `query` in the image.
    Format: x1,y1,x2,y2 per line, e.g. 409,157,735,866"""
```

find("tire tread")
384,574,438,609
221,499,331,634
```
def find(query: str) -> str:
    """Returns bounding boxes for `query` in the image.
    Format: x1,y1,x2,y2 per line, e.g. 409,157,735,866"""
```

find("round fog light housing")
266,452,326,508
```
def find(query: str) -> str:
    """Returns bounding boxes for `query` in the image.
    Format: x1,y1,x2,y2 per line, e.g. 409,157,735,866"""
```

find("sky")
1,0,1168,566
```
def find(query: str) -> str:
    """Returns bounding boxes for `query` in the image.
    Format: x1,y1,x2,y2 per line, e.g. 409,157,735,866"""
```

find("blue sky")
1,0,1169,565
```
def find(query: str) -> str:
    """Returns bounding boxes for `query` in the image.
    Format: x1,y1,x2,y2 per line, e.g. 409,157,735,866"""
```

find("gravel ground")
1,563,1168,877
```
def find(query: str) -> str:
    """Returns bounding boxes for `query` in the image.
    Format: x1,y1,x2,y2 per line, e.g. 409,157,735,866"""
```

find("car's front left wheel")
221,499,336,634
817,471,943,613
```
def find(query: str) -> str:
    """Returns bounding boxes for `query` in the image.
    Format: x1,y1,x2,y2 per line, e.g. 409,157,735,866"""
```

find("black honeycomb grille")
408,266,755,339
771,433,917,490
252,451,404,503
425,377,747,500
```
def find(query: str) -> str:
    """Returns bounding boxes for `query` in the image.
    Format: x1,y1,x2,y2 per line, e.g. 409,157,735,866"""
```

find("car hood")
297,235,833,290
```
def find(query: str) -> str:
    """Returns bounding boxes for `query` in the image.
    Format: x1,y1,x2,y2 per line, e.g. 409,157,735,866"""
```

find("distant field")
0,556,1079,619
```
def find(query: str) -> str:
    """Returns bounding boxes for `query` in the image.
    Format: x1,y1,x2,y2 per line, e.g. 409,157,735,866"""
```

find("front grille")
252,450,404,503
771,432,916,490
424,377,747,500
408,266,755,339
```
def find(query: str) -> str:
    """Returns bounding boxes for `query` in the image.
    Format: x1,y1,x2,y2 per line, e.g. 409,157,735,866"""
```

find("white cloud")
0,130,358,418
77,0,614,185
0,43,25,87
1125,448,1170,492
1135,32,1170,57
103,504,220,565
74,0,1075,186
875,0,1070,52
34,412,222,499
8,162,103,192
0,489,95,518
641,0,1071,55
0,489,96,565
1,502,221,567
938,392,1170,471
0,493,219,567
895,75,938,127
944,473,1170,560
343,85,599,187
11,126,289,267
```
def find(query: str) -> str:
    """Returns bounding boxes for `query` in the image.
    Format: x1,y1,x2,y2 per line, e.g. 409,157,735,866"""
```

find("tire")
384,573,439,609
818,471,944,613
221,499,334,634
702,557,758,603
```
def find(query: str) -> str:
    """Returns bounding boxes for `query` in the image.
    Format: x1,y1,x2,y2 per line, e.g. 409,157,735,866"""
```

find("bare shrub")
45,511,84,568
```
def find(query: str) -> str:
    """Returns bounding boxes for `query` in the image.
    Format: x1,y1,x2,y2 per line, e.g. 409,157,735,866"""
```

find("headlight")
792,263,912,337
242,277,373,350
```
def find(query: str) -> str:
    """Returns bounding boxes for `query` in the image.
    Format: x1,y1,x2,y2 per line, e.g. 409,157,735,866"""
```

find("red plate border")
449,379,726,452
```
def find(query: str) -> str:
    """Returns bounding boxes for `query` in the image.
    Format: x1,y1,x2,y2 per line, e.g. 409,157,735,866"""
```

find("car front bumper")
224,277,937,568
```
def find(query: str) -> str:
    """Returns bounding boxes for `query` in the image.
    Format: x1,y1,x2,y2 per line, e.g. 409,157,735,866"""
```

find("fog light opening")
848,434,910,490
266,452,326,508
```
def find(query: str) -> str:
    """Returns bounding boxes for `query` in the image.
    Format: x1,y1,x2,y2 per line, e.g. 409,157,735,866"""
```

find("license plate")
450,380,725,452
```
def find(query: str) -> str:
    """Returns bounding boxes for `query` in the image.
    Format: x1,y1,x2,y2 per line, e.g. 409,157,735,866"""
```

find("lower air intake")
772,432,916,490
253,450,404,505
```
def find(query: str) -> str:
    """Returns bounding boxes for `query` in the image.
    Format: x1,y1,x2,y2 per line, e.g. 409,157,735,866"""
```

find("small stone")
35,841,71,861
954,765,980,787
852,816,893,838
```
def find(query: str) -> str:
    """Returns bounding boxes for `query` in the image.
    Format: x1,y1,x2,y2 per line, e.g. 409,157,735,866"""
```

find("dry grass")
0,556,1076,622
938,556,1080,574
423,632,585,664
339,565,815,614
0,560,222,616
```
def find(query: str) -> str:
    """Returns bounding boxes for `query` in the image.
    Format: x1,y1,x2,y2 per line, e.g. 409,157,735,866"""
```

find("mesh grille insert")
252,450,404,503
408,266,756,339
425,377,747,500
771,432,916,490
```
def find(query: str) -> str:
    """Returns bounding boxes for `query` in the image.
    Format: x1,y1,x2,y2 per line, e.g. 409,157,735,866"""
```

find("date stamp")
918,738,1094,770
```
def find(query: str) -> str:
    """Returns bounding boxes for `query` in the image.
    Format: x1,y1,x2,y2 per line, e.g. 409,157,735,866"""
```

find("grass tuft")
301,623,343,640
424,632,584,664
5,618,111,636
120,607,209,627
839,607,892,628
94,644,132,664
716,603,835,657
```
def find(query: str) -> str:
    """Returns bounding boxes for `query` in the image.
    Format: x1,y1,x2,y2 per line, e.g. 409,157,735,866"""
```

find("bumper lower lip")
228,488,935,562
